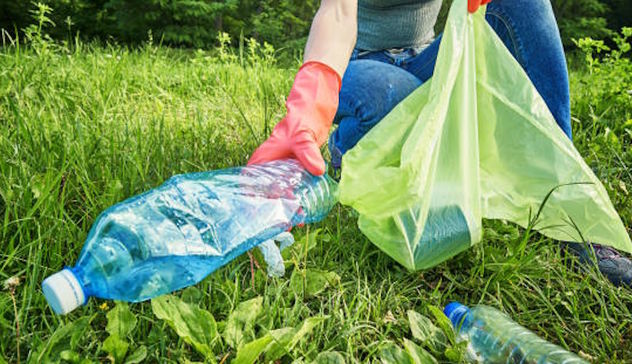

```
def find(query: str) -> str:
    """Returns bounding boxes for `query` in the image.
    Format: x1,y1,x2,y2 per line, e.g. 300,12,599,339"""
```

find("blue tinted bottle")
444,302,588,363
42,160,337,314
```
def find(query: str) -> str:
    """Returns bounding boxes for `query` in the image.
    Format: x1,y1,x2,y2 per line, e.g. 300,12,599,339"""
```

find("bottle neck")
69,265,90,300
294,173,338,224
444,302,472,333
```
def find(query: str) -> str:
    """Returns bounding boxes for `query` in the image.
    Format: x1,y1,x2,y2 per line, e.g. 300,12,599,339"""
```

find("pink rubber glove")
468,0,491,13
248,61,341,176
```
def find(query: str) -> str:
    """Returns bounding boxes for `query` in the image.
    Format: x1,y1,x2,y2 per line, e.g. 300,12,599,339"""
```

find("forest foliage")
1,0,630,50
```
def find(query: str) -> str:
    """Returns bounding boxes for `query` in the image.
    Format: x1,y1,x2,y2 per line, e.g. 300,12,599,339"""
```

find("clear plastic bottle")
444,302,588,364
42,159,337,314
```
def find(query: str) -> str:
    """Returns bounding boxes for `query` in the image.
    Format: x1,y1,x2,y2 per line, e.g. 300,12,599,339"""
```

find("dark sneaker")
562,242,632,287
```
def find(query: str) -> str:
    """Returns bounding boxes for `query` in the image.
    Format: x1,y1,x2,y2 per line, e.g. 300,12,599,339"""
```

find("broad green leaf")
181,286,203,304
232,333,274,364
69,318,91,350
407,310,447,351
106,302,137,338
290,269,340,297
124,345,147,364
379,343,414,364
604,128,621,150
288,316,327,350
32,316,91,363
102,335,129,364
403,339,437,364
29,173,46,199
151,295,218,360
179,359,205,364
282,228,322,260
427,305,456,345
444,343,466,363
59,350,81,363
265,316,327,361
310,351,346,364
223,296,263,349
408,311,433,341
262,328,295,362
232,317,321,364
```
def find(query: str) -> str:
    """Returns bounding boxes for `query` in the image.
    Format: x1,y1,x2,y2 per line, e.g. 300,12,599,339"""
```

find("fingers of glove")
469,0,492,13
468,0,479,13
248,135,291,166
468,0,489,13
257,239,285,277
293,133,326,176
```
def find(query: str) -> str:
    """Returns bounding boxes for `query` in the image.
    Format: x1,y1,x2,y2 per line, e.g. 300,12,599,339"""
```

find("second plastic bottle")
444,302,588,363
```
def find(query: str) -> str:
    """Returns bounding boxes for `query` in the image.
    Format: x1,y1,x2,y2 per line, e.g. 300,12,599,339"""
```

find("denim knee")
329,60,422,167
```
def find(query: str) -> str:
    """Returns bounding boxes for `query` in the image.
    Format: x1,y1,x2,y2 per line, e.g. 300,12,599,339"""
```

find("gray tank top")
357,0,443,51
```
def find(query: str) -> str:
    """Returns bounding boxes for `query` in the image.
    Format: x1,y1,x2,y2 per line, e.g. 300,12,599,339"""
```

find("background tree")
0,0,629,50
551,0,611,46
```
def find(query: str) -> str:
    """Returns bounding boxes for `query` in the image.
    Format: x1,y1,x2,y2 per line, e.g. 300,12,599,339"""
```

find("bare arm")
304,0,358,78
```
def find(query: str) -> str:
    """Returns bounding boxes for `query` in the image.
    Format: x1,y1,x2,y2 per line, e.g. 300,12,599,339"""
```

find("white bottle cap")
42,268,85,315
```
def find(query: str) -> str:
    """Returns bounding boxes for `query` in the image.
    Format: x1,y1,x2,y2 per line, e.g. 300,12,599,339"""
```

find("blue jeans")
329,0,572,168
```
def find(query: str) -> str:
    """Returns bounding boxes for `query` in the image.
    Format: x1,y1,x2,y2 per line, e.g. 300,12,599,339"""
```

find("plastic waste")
444,302,588,363
338,0,632,270
412,205,471,269
257,231,296,277
42,159,337,314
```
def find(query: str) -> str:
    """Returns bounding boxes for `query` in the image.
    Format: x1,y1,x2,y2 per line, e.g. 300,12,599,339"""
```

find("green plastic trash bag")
338,0,632,270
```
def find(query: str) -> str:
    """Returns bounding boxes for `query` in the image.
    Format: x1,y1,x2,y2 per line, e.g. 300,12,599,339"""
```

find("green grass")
0,36,631,363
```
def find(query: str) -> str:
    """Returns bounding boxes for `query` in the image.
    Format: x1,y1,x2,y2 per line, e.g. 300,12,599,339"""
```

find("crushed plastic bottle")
42,159,337,314
444,302,589,364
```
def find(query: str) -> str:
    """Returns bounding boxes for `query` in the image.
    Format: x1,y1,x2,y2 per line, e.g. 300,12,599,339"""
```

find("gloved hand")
468,0,491,13
248,61,342,176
